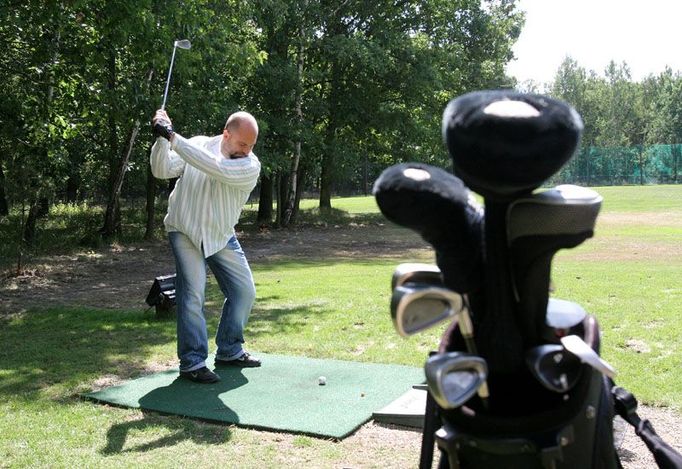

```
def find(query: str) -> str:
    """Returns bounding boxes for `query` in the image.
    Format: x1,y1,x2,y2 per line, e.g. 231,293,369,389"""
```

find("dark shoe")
179,366,221,383
215,352,262,368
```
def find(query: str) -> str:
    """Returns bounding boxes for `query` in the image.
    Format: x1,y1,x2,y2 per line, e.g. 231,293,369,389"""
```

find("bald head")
225,111,259,135
221,111,259,158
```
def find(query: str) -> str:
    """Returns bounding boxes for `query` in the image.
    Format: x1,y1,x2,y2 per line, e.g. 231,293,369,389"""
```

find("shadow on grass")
0,299,335,400
238,206,387,230
0,298,339,387
101,409,233,455
0,307,176,399
99,372,248,455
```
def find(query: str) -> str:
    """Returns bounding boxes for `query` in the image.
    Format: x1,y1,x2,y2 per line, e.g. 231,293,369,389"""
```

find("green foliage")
0,201,166,269
1,0,524,233
6,0,682,249
548,58,682,186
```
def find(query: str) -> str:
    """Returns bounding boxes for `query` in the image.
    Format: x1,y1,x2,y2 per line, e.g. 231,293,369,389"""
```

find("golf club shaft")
161,45,178,110
460,301,490,406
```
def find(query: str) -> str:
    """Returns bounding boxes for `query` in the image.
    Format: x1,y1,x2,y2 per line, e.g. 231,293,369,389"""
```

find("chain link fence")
550,144,681,186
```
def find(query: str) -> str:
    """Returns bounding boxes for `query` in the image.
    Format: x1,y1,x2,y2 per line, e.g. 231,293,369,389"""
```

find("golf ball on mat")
318,376,327,385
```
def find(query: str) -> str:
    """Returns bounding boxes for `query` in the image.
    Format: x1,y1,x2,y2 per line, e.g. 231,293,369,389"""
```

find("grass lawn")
0,184,680,467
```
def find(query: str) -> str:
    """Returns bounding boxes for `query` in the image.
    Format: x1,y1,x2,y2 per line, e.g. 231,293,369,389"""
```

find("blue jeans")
169,231,256,372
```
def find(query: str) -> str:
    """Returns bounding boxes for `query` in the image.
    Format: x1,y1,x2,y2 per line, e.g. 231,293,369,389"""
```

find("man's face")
221,125,257,158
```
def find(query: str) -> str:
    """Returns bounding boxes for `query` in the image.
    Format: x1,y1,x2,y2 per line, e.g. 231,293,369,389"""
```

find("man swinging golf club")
150,109,262,383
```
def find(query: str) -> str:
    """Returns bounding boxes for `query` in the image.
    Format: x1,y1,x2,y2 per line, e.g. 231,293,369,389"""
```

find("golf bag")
373,90,682,468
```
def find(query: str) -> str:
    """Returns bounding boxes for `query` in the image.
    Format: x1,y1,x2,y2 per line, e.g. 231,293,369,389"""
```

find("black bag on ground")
375,90,682,468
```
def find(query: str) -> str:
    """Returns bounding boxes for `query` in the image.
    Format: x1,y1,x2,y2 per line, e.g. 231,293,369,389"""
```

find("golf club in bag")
374,90,682,469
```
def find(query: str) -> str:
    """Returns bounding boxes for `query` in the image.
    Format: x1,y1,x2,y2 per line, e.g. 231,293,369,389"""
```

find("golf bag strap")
612,386,682,469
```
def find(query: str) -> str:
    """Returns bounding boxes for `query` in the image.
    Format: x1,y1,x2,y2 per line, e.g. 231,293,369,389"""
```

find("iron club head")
391,263,442,291
526,344,582,393
425,352,488,409
390,284,463,336
174,39,192,49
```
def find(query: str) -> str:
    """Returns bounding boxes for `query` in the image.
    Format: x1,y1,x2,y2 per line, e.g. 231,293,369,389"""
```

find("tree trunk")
22,199,40,246
638,145,644,185
319,16,345,211
672,144,680,183
144,159,157,240
319,156,333,210
276,171,289,227
101,67,153,238
319,74,340,211
362,153,369,195
16,202,27,275
291,164,306,224
0,162,8,216
101,121,140,238
282,27,306,227
585,151,592,187
65,174,79,203
274,174,282,227
20,25,59,244
281,141,301,227
106,46,119,197
257,174,274,225
22,170,50,246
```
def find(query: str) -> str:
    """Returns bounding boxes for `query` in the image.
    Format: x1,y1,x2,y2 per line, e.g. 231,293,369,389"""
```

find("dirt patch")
572,237,682,262
0,242,177,313
1,224,680,466
0,224,428,314
617,406,682,468
598,211,682,227
561,210,682,262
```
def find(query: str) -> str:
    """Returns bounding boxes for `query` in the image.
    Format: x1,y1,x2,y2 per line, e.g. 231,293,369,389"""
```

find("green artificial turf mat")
84,352,424,439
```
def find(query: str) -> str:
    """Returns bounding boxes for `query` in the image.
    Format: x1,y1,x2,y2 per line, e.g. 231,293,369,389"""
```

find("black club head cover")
373,162,484,293
442,90,583,201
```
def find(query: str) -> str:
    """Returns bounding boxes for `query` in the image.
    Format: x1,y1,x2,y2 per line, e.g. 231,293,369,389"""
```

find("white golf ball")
318,376,327,385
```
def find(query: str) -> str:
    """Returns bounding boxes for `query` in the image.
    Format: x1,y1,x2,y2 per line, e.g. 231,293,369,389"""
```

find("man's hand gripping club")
152,109,175,141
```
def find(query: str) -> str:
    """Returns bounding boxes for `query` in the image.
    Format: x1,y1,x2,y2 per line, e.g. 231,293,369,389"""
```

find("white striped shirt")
150,134,261,257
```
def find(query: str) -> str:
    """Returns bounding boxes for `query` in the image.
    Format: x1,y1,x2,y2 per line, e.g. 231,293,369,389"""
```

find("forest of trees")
1,1,681,247
531,59,682,186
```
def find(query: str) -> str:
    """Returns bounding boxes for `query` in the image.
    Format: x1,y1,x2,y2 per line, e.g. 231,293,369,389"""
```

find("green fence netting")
549,144,681,186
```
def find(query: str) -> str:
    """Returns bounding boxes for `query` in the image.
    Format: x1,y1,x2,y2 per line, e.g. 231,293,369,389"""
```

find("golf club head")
174,39,192,49
391,263,442,291
526,344,582,393
561,335,617,378
390,284,463,337
546,298,587,330
542,298,587,342
425,352,488,409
